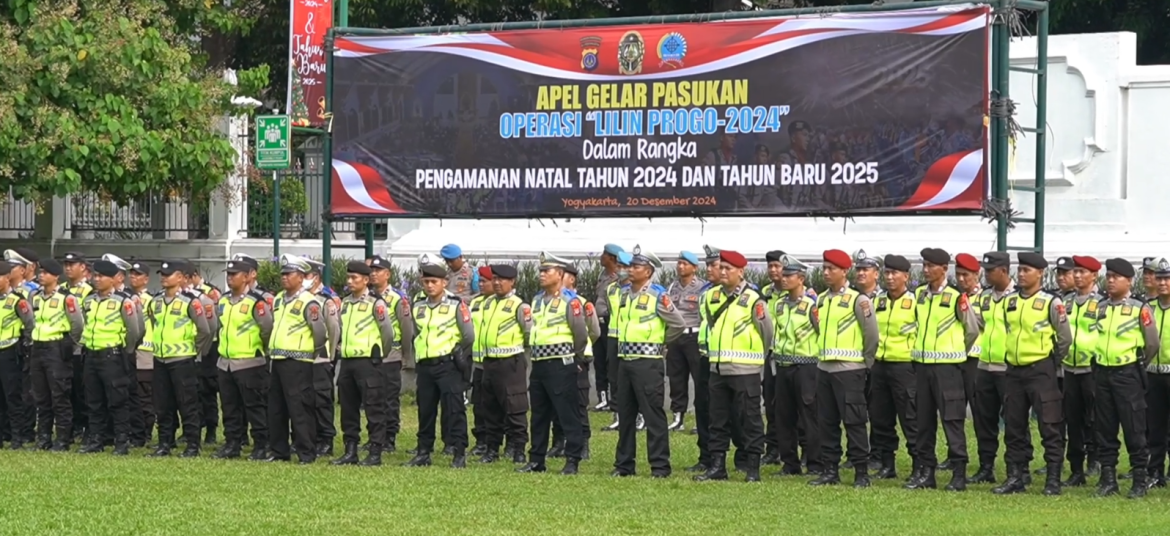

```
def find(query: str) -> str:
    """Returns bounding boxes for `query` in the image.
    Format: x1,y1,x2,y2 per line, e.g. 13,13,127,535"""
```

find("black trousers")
774,363,822,471
615,358,670,474
1064,371,1097,470
415,357,468,453
154,358,202,448
267,359,316,460
708,371,764,457
219,365,269,446
973,368,1008,465
593,318,610,395
554,363,594,444
470,366,486,446
666,333,700,414
379,361,403,444
763,361,778,454
338,358,386,445
198,349,220,431
1147,373,1170,473
1004,359,1065,466
313,362,336,446
482,355,529,452
1095,364,1149,469
0,347,29,442
72,349,87,437
136,370,155,444
693,354,712,465
82,348,131,442
606,338,619,410
962,357,979,411
915,363,967,467
126,352,142,444
20,352,33,440
529,359,582,462
868,361,918,463
817,368,869,469
30,341,73,442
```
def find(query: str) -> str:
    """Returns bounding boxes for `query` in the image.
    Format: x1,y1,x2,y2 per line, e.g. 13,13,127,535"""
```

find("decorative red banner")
287,0,332,127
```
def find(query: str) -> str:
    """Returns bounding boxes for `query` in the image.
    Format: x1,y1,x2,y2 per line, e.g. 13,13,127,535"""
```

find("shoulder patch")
123,300,135,315
459,302,471,323
859,299,871,317
585,302,595,317
1142,306,1153,326
308,302,321,321
958,294,969,312
375,302,387,321
571,299,582,317
192,300,204,316
754,300,766,320
65,296,77,314
17,300,29,315
255,301,267,317
521,303,532,323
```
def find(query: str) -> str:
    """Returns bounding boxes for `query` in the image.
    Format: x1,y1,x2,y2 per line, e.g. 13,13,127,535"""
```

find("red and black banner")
330,6,990,218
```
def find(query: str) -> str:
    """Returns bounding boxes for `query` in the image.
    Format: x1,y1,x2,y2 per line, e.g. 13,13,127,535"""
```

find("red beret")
719,250,747,269
477,266,493,280
823,249,852,270
1073,255,1101,272
955,253,980,273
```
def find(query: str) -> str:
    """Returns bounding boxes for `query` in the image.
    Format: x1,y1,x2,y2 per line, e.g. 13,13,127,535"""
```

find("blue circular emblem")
658,32,687,67
582,52,599,71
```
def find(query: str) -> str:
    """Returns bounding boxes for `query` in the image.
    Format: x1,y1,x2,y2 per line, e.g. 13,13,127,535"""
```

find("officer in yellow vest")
553,262,599,461
468,265,495,458
1091,257,1159,498
300,258,339,457
592,244,624,413
990,252,1072,496
124,259,156,449
477,264,531,464
264,256,329,464
810,249,878,488
1146,257,1170,489
78,260,142,455
330,261,395,466
905,248,980,491
766,255,823,477
758,249,787,466
1061,255,1105,486
367,255,414,453
868,254,918,480
613,246,686,479
969,251,1016,484
602,251,633,432
61,252,92,442
404,263,475,469
1141,257,1159,303
517,253,589,475
694,250,772,482
29,259,83,451
181,267,222,446
213,259,273,460
3,251,36,448
693,244,727,472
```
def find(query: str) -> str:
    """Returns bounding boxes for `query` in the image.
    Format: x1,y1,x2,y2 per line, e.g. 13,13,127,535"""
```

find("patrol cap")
563,263,579,276
418,253,444,268
419,264,447,279
980,252,1010,270
491,264,518,280
181,261,200,277
702,245,721,263
0,261,12,276
1017,252,1048,270
14,248,38,263
439,244,462,260
368,255,391,271
603,243,624,256
3,249,29,266
616,251,633,267
62,252,85,264
93,260,120,278
789,120,809,134
1054,256,1075,272
346,260,371,276
129,259,149,275
955,253,980,273
40,259,63,277
629,245,661,270
780,254,809,275
538,251,572,271
101,254,132,272
231,253,260,271
853,249,880,269
765,250,786,263
719,250,748,269
280,256,312,275
679,251,700,267
1143,257,1158,273
224,260,247,274
1105,258,1135,278
157,260,184,276
477,265,493,280
305,259,325,275
883,254,911,273
823,249,852,270
1152,257,1170,278
920,248,951,266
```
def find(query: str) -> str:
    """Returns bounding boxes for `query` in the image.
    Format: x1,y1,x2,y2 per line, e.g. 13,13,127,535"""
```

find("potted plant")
277,176,308,238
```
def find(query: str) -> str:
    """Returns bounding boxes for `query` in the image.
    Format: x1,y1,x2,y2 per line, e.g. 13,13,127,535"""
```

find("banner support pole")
992,0,1011,252
273,171,281,259
322,29,336,288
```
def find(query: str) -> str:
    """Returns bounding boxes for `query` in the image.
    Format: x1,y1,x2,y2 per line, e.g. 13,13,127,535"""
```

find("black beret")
0,261,11,276
93,260,120,277
920,247,951,266
980,251,1010,269
1054,256,1075,271
882,254,910,273
62,252,85,263
346,260,371,276
15,248,38,263
1017,252,1048,270
1105,258,1135,278
491,264,518,280
420,264,447,279
40,259,63,277
765,250,786,263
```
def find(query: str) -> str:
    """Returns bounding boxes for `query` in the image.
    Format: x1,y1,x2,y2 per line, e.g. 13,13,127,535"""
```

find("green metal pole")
322,30,336,288
272,171,281,258
1033,6,1049,256
992,0,1011,252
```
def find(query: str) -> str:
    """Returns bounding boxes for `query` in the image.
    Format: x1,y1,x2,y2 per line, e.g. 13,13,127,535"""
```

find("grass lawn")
0,408,1163,536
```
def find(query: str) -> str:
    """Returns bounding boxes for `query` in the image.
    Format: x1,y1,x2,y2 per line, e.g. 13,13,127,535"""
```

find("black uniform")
479,291,532,458
266,288,330,463
151,290,212,455
409,291,475,462
29,286,84,449
525,288,590,470
0,287,35,447
197,283,223,443
79,285,143,453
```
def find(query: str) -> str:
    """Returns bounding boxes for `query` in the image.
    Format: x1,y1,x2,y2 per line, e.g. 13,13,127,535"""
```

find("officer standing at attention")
367,255,413,453
265,256,329,464
811,249,878,488
214,259,273,460
1062,255,1104,486
29,259,83,451
61,252,92,444
302,258,339,457
954,253,984,419
519,254,589,475
126,260,156,448
592,244,624,412
602,252,633,432
404,262,474,469
332,261,395,466
613,246,687,479
694,250,773,482
184,267,222,446
768,255,823,477
477,264,532,464
868,254,919,480
149,261,211,458
759,249,787,465
692,245,727,472
1092,258,1159,498
905,248,980,491
555,262,599,460
440,244,478,303
850,251,880,472
1145,258,1170,489
969,252,1015,484
78,260,142,455
1141,258,1159,303
666,251,705,433
3,250,36,448
1052,257,1076,295
468,265,495,457
991,252,1072,496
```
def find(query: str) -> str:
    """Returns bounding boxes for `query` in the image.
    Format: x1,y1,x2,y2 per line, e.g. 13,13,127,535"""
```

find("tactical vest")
413,298,461,360
816,288,864,363
482,294,525,358
218,293,264,359
1004,291,1057,367
379,287,404,349
469,294,492,362
0,292,22,348
152,294,198,358
339,294,382,358
705,288,765,366
138,291,155,352
913,285,967,364
82,294,127,349
1152,302,1170,372
976,289,1011,365
530,292,575,361
772,294,818,364
1066,295,1102,368
270,291,317,361
580,297,594,359
875,291,916,363
67,281,93,302
1095,298,1144,367
32,290,71,342
617,288,667,359
606,282,622,340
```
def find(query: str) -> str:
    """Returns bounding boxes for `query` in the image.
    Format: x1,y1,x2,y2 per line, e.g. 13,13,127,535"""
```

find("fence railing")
65,191,209,240
0,193,37,237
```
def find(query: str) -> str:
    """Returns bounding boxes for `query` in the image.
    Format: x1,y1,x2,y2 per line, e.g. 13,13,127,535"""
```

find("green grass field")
0,409,1163,536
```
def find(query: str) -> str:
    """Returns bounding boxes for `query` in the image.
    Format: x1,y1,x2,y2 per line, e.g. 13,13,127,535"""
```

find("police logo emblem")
940,294,952,307
1087,300,1098,313
901,298,913,310
1032,298,1047,311
657,32,686,68
797,301,809,314
439,305,451,315
617,31,645,75
358,302,369,312
580,36,601,72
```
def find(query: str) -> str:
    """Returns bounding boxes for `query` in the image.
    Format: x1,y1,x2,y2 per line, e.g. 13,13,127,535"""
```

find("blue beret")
439,244,462,260
616,252,633,266
679,251,699,266
603,243,624,256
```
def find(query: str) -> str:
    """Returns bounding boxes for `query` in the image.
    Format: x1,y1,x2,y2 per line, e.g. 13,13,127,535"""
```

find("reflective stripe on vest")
219,294,263,359
340,296,381,358
0,293,21,349
617,288,667,360
606,283,622,339
913,286,967,363
82,294,127,349
531,293,574,361
380,288,403,348
270,291,316,361
483,295,525,358
414,300,460,360
772,294,818,363
1004,292,1056,367
1152,304,1170,371
1095,300,1143,367
32,291,69,342
817,288,864,363
469,294,492,362
138,291,155,351
705,288,765,366
976,290,1010,364
1066,296,1101,368
152,295,197,358
875,292,916,363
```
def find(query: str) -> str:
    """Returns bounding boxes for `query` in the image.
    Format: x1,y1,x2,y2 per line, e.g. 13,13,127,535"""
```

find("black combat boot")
112,435,130,456
1149,467,1167,489
1043,463,1062,496
854,466,871,488
404,451,432,467
512,448,527,464
479,450,499,464
970,462,997,484
316,442,334,457
470,443,488,457
517,460,547,473
78,438,104,454
50,440,70,452
1128,468,1148,499
547,438,566,458
360,444,382,467
451,450,467,468
809,464,840,486
694,454,728,482
904,459,923,484
249,446,268,461
876,454,897,479
745,454,762,483
667,412,685,432
442,445,457,456
35,435,51,451
905,465,937,490
760,450,781,466
1096,466,1120,497
331,442,360,465
180,442,200,458
945,464,967,491
212,441,242,459
1063,460,1087,487
992,463,1027,495
204,427,218,445
561,457,579,475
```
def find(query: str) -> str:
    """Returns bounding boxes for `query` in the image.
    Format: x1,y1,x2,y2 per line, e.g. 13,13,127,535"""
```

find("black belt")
417,355,454,366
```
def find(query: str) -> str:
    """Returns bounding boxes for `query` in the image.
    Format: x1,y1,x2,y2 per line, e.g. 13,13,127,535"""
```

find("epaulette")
561,288,579,299
246,289,266,302
56,287,70,296
649,283,666,293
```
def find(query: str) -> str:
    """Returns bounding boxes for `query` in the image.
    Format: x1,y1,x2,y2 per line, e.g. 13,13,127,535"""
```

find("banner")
287,0,332,127
330,6,990,218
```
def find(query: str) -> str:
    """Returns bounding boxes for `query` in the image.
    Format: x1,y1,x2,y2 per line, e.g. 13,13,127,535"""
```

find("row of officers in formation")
0,244,1166,500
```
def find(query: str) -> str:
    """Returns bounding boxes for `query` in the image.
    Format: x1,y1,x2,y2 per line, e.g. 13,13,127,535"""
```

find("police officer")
592,244,624,412
1141,257,1158,303
332,261,395,466
102,254,146,448
404,262,474,469
148,260,211,457
214,259,273,460
265,256,329,464
0,261,32,449
478,264,531,464
969,252,1015,484
695,250,773,482
810,249,878,488
555,262,599,460
992,252,1071,496
468,265,495,457
3,250,36,448
1052,256,1076,295
185,267,222,446
613,246,686,478
15,248,41,295
691,245,726,472
1145,257,1170,489
78,260,142,455
1092,258,1159,498
1062,255,1104,486
851,250,881,472
29,259,83,451
666,251,705,433
303,258,339,457
602,251,633,432
62,252,91,443
768,255,823,477
367,255,413,453
954,253,983,418
439,244,478,303
869,254,918,480
759,249,786,465
126,260,156,448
